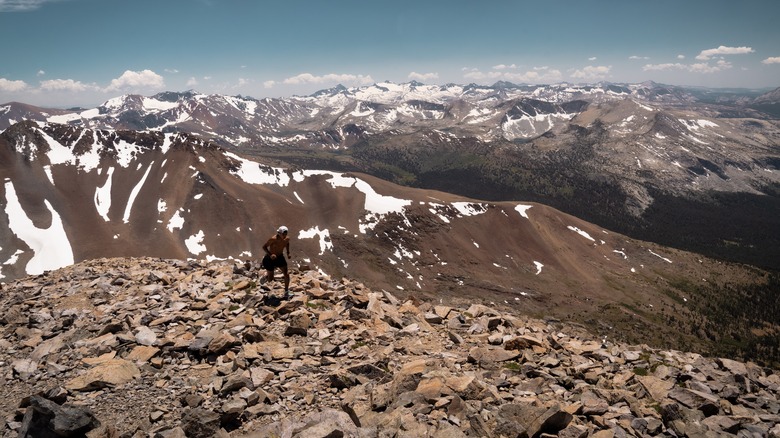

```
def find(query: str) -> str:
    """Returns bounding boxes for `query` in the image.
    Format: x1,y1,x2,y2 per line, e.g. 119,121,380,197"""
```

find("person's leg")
282,266,290,292
261,255,273,284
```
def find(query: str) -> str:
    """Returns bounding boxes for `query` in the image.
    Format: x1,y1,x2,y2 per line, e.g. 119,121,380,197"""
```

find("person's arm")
285,239,290,258
262,239,271,255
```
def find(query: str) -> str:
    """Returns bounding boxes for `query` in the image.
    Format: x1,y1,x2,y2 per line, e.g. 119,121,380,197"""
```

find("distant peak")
310,84,348,97
492,80,519,89
152,90,198,102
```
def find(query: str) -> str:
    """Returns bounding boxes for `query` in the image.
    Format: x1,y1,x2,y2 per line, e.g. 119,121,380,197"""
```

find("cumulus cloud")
570,65,611,81
186,77,198,87
463,67,561,84
696,45,754,61
0,77,28,92
463,70,503,81
629,55,650,60
492,64,518,70
263,80,276,89
39,78,98,92
642,63,687,71
282,73,374,86
677,54,686,60
691,60,732,73
105,69,165,92
643,59,733,74
37,70,45,76
762,57,780,64
408,71,439,81
0,0,66,12
588,57,597,61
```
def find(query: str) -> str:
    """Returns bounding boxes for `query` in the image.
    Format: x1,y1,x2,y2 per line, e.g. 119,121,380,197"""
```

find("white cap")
277,226,288,234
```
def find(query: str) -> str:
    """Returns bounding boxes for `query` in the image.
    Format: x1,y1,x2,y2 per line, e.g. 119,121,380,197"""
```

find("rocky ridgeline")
1,258,779,438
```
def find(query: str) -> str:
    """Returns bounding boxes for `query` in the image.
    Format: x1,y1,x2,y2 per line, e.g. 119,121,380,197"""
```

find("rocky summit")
1,258,779,437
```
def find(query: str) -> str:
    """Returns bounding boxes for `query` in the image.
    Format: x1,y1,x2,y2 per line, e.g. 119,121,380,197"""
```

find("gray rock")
1,258,778,438
668,387,720,416
18,395,100,438
494,403,572,438
181,408,221,438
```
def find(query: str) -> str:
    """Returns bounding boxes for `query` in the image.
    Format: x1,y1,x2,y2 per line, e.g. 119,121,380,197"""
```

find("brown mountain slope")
0,122,778,364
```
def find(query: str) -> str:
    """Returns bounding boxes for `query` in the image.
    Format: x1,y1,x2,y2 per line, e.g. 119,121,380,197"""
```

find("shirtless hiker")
262,226,291,297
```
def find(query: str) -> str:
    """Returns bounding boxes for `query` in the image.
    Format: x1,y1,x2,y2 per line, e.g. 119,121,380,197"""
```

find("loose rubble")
1,257,779,437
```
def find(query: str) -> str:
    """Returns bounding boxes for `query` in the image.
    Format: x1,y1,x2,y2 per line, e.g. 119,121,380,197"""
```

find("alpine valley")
1,81,780,368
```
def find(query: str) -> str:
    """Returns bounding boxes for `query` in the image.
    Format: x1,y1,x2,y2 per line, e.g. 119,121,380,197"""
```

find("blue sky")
1,0,779,107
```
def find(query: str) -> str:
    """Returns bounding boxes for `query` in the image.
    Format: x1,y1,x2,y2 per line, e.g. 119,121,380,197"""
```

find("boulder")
18,396,100,437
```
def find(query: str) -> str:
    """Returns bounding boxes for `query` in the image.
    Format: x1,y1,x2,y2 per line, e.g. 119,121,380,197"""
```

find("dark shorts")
262,254,287,270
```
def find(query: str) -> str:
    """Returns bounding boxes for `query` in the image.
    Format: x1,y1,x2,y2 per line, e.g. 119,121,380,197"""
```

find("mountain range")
1,81,779,365
3,80,779,270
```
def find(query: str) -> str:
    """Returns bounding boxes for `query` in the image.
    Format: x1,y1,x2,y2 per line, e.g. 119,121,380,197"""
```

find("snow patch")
515,204,532,219
94,167,114,222
298,226,333,255
168,209,185,232
649,250,673,263
3,180,74,275
185,230,207,255
568,226,596,242
123,162,154,223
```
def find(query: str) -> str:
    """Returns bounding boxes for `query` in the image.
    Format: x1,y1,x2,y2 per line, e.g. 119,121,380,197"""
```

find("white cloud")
282,73,374,86
629,55,650,60
463,70,502,80
492,64,517,70
642,63,687,71
105,69,165,92
463,67,561,84
762,57,780,64
237,78,249,87
39,78,98,92
186,77,198,87
570,65,611,81
407,71,439,81
691,59,732,73
164,68,179,74
36,70,45,76
643,60,733,74
506,69,562,83
0,77,28,92
263,80,276,89
0,0,65,12
677,54,686,60
696,45,754,61
588,57,597,61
